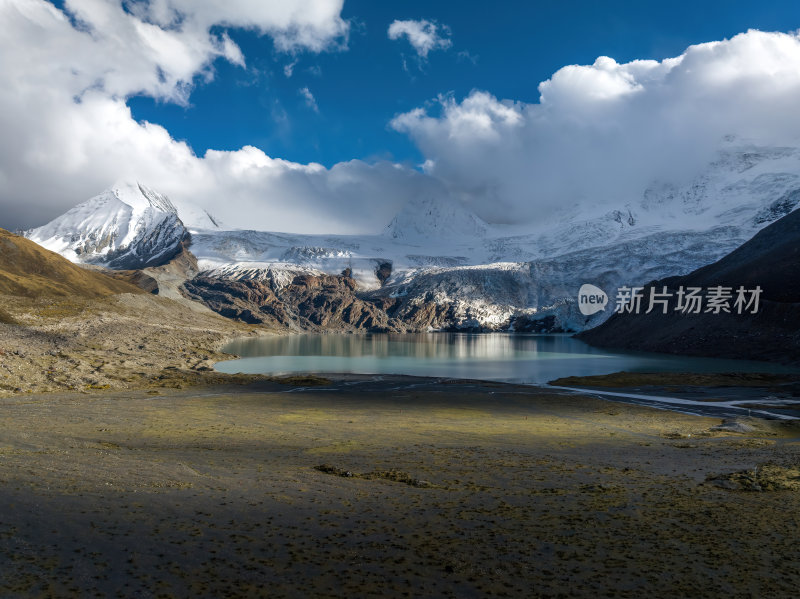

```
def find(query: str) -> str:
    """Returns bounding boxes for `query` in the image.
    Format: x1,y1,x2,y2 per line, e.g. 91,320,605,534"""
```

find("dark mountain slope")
578,209,800,364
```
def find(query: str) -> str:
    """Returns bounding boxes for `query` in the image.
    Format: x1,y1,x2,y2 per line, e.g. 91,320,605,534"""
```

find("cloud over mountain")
0,0,420,234
1,3,800,236
391,30,800,223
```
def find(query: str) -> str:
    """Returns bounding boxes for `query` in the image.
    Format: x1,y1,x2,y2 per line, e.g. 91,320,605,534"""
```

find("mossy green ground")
1,377,799,598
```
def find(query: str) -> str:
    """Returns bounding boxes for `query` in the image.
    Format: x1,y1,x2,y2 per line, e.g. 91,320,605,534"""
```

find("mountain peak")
108,181,178,215
26,183,188,269
384,196,489,240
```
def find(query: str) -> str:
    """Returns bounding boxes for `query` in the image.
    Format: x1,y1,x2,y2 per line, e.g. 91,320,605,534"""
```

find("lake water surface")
216,333,797,384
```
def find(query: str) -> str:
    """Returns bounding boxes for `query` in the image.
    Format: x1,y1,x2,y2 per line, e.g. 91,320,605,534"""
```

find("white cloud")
457,50,478,65
392,30,800,224
299,86,319,113
0,85,430,233
3,4,800,239
388,19,452,59
126,0,350,54
13,0,348,104
0,0,427,234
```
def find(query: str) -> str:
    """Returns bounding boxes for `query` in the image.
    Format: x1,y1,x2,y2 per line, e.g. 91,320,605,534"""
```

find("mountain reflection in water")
217,333,797,385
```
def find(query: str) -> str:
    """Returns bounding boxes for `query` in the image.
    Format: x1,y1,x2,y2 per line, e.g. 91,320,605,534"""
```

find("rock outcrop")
183,272,396,332
183,271,492,333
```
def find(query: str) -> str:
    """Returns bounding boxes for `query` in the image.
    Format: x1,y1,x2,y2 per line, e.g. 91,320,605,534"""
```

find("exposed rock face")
183,277,282,326
578,207,800,364
182,271,513,333
142,240,199,299
510,314,565,333
183,273,395,332
375,261,392,286
275,274,393,331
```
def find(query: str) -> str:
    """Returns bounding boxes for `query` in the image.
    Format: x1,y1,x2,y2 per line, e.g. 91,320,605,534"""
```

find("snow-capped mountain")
26,182,217,270
23,141,800,331
190,140,800,330
384,195,489,240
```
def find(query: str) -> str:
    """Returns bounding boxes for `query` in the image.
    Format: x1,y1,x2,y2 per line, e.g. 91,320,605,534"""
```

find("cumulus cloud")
388,19,452,59
392,30,800,224
2,4,800,238
126,0,350,54
9,0,348,105
0,0,428,234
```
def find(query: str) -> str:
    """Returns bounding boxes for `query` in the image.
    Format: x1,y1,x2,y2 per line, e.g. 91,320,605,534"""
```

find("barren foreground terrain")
1,377,799,598
0,292,266,396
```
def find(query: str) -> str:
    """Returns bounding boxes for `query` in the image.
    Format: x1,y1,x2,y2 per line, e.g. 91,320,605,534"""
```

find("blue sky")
126,0,800,168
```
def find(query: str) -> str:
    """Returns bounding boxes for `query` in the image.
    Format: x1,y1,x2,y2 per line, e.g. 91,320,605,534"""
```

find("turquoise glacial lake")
215,333,796,385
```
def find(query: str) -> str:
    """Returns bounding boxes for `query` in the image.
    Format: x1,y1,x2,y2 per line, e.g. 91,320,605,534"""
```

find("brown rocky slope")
0,229,262,396
0,227,143,297
182,270,454,333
